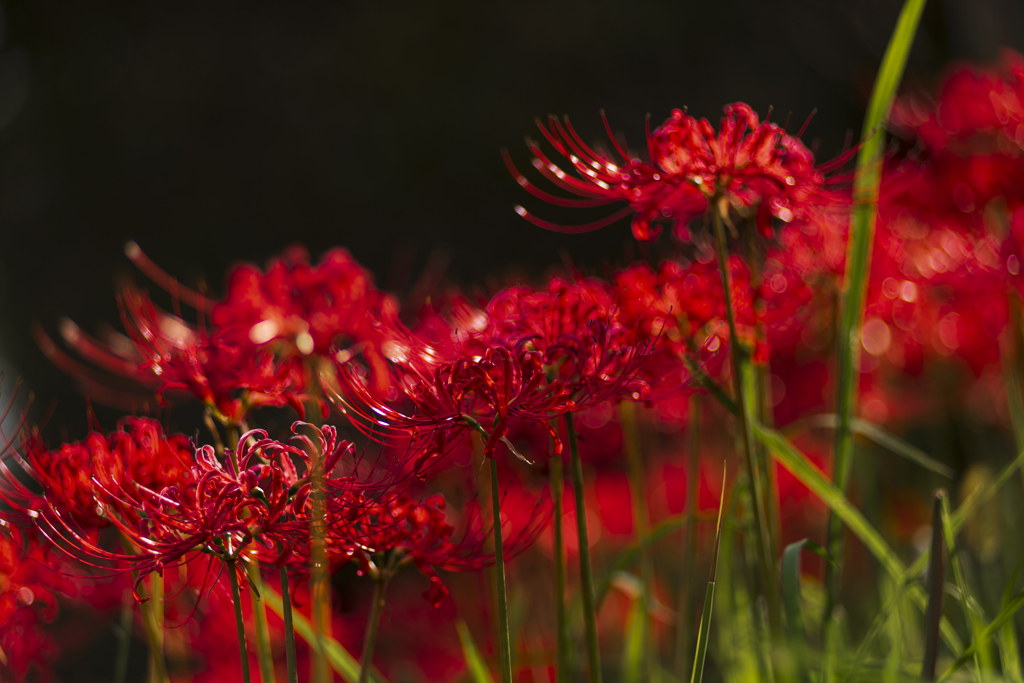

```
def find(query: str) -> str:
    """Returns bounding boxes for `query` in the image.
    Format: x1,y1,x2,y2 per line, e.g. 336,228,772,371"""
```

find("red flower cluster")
508,103,847,241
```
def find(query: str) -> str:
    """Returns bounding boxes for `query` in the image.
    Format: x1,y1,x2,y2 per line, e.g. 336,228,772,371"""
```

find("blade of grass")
754,420,964,655
690,462,727,683
263,584,388,683
793,415,954,479
827,0,927,640
676,395,702,680
621,573,646,683
937,588,1024,682
939,491,988,681
457,619,497,683
782,539,835,683
998,558,1024,683
921,492,945,681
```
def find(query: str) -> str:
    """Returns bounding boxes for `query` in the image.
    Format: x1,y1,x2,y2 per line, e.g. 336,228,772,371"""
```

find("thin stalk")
620,401,652,682
825,0,928,648
676,395,702,679
490,457,514,683
358,571,391,683
248,564,276,683
119,534,168,683
550,427,569,683
745,222,780,559
113,592,133,683
311,458,332,683
280,564,299,683
690,463,727,683
921,492,944,681
710,204,781,634
567,412,603,683
939,492,986,681
228,560,253,683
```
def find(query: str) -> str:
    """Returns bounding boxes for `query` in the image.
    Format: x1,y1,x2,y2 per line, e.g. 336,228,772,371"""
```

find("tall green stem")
358,572,390,683
825,0,927,648
567,412,603,683
113,592,133,683
550,427,569,683
248,565,276,683
311,458,331,683
228,560,253,683
280,564,299,683
676,395,702,678
711,204,781,634
490,457,514,683
620,401,652,681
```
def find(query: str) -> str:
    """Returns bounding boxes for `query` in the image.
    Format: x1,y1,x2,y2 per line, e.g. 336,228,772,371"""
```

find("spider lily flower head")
212,245,405,394
330,345,573,471
119,288,313,422
336,489,547,607
508,103,849,242
2,417,192,530
18,422,358,603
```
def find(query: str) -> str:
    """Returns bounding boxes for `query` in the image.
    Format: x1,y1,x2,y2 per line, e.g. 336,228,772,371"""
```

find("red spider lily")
4,417,192,529
507,103,848,241
16,423,364,603
336,489,549,607
330,346,572,468
329,334,653,474
117,288,315,422
212,245,405,394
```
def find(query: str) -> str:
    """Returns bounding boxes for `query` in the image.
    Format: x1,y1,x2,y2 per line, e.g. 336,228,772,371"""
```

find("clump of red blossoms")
508,103,848,241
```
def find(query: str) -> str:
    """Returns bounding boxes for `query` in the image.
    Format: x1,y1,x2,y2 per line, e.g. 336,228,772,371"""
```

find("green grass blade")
998,558,1024,683
782,539,835,683
828,0,927,636
794,415,954,479
263,584,388,683
690,463,727,683
939,491,991,680
754,420,964,655
620,401,653,682
921,492,945,682
622,579,646,683
457,619,497,683
937,589,1024,682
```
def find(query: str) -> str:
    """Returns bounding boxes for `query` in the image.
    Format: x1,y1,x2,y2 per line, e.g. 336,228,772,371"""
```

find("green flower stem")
279,564,299,683
619,401,652,681
228,560,253,683
710,203,781,635
549,426,569,683
566,412,603,683
675,395,701,679
247,564,276,683
113,592,132,683
311,459,332,683
119,533,168,683
825,0,927,645
358,569,392,683
489,456,514,683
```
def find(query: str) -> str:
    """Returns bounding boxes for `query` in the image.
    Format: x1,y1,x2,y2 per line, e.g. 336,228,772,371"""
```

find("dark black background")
0,0,1020,435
